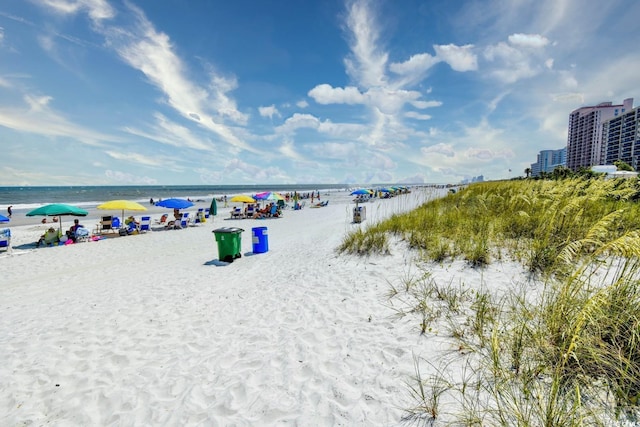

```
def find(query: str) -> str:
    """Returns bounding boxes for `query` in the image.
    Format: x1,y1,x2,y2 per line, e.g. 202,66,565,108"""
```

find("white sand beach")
0,188,526,425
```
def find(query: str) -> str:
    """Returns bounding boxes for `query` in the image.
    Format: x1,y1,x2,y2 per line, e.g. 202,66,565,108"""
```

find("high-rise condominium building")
603,105,640,169
566,98,633,171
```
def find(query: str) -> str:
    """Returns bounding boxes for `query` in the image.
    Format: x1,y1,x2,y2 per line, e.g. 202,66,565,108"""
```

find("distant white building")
531,148,566,177
592,165,638,179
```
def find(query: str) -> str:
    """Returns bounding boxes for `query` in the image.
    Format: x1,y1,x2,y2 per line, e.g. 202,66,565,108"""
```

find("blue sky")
1,0,639,186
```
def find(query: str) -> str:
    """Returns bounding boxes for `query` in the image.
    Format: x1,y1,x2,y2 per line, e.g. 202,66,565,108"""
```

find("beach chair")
180,212,190,228
139,216,151,232
230,207,243,219
112,217,121,230
268,204,280,217
73,227,91,243
246,204,255,218
204,208,210,219
37,228,60,247
194,208,205,224
97,216,115,234
0,228,10,251
155,214,168,225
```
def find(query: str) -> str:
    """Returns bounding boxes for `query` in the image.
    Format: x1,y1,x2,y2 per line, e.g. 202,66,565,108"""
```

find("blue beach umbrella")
0,214,9,223
350,188,372,195
155,198,194,210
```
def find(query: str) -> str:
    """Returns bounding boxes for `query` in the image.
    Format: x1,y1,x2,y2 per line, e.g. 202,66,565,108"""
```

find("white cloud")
434,44,478,72
405,111,431,120
422,143,455,157
483,34,550,84
104,169,157,185
97,3,253,152
0,93,114,145
39,0,115,23
276,113,321,133
508,33,549,48
122,112,213,151
410,100,442,109
343,0,388,88
278,138,304,161
105,150,166,167
308,84,365,105
296,99,308,108
367,87,423,115
389,53,440,75
259,104,280,119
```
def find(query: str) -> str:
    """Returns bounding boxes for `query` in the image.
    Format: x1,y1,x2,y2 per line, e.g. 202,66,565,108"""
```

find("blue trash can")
252,226,268,253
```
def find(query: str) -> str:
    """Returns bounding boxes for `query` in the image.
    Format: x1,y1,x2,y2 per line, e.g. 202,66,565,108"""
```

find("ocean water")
0,184,355,211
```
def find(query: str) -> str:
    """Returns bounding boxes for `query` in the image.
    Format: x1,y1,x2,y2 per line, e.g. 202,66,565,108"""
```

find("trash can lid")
212,227,244,233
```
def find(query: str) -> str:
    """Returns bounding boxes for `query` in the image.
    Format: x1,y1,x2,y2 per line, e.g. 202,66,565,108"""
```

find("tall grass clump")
367,178,640,424
339,178,640,275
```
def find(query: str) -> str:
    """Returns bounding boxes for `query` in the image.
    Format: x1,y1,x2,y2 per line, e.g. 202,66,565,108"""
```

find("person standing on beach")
7,206,12,217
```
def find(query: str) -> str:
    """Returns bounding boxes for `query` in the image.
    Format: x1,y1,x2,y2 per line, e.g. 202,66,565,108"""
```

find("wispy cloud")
37,0,115,23
258,104,281,119
0,93,116,145
100,5,252,151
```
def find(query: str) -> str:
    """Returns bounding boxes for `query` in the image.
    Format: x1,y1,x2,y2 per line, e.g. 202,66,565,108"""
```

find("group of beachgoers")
231,203,282,219
36,219,91,247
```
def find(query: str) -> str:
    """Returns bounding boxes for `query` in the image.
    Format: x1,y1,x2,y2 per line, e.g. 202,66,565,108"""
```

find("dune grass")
340,178,640,425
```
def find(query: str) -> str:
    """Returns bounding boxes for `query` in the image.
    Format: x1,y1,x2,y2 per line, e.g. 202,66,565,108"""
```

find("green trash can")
212,227,244,262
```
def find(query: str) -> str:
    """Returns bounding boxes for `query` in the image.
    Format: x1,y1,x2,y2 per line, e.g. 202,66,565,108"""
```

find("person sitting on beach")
68,219,88,242
125,216,140,233
173,209,181,220
165,219,182,230
52,216,58,223
69,219,82,233
36,227,59,247
125,216,140,227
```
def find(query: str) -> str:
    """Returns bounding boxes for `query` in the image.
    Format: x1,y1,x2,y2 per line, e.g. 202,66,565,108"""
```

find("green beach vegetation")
340,178,640,425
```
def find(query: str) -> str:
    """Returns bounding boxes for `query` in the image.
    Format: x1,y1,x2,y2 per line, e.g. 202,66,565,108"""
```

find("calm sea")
0,184,356,211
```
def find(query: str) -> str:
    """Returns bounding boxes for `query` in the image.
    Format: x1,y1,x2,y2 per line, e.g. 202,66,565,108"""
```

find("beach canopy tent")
155,198,194,210
0,214,9,223
26,203,88,234
97,200,147,228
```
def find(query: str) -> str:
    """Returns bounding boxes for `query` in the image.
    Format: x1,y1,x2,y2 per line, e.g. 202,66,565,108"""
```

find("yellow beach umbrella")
97,200,147,227
230,195,256,203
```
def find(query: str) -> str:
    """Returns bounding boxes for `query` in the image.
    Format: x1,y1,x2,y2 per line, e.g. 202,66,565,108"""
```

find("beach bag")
119,228,128,236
